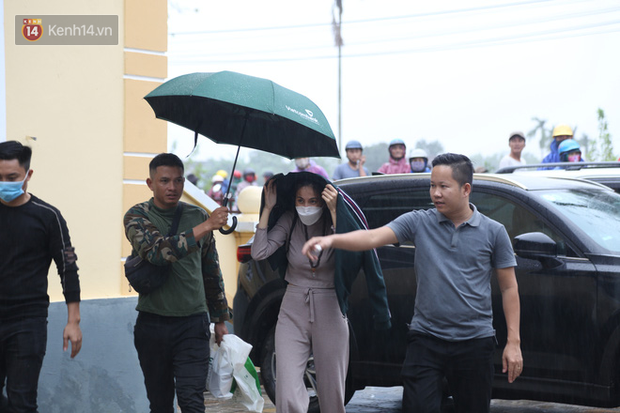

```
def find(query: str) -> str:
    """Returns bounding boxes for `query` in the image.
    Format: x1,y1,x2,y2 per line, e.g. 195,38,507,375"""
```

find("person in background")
227,170,243,212
234,167,258,201
186,173,199,186
0,140,82,412
408,148,431,173
557,139,584,164
216,169,230,194
124,153,231,413
292,157,330,180
302,153,522,413
378,139,410,174
207,174,225,205
332,140,368,180
263,170,274,184
498,131,527,170
540,124,573,169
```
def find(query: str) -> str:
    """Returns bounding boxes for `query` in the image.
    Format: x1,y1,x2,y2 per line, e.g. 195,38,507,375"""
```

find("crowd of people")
200,124,593,207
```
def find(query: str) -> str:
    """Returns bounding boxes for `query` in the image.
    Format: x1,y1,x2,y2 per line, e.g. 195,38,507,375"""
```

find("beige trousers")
275,284,349,413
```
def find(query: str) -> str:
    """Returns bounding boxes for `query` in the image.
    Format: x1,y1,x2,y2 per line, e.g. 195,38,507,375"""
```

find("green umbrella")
144,71,339,159
144,71,340,234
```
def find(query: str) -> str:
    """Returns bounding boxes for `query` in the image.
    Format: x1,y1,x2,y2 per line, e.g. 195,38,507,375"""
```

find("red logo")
22,18,43,42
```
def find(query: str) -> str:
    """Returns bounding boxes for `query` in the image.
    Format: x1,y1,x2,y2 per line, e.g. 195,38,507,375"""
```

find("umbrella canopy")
144,71,340,159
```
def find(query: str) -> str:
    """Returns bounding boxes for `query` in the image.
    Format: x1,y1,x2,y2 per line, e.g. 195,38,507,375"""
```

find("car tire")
260,326,355,413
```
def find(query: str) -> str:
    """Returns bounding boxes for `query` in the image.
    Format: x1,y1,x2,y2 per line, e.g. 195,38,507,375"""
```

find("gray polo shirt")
387,204,516,341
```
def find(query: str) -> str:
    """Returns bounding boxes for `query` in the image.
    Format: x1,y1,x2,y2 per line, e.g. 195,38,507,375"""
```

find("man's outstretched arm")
302,226,398,259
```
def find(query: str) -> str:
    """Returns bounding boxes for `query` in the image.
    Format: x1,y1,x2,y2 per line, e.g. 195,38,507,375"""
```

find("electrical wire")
169,0,561,36
169,4,620,58
168,0,620,64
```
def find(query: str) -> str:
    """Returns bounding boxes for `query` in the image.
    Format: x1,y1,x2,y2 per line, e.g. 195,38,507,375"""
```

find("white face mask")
296,206,323,226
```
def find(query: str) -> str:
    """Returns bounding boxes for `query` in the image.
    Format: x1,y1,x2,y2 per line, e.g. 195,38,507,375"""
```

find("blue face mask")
410,160,426,172
0,171,29,203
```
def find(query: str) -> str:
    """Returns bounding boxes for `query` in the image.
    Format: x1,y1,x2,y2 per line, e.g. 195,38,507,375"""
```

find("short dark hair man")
498,131,527,170
302,153,523,412
332,140,368,180
0,140,82,412
124,153,231,412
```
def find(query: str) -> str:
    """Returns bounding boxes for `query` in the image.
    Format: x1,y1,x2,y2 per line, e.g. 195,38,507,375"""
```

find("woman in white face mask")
251,172,348,413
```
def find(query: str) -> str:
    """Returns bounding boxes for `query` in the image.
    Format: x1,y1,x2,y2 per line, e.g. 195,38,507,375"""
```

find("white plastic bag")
206,329,264,412
206,327,234,399
231,353,264,412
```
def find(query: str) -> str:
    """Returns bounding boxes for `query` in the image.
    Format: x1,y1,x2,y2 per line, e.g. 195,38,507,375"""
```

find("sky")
166,0,620,163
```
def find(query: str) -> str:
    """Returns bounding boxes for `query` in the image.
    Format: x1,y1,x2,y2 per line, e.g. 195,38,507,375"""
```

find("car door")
345,180,433,385
470,190,598,386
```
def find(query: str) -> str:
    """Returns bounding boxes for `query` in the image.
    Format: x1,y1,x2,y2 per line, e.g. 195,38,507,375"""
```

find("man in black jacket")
0,140,82,412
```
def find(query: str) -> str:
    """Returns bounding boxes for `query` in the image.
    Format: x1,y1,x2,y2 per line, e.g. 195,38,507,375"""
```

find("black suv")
233,173,620,411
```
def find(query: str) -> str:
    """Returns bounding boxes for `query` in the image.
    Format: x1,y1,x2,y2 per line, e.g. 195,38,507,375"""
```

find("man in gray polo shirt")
302,153,522,413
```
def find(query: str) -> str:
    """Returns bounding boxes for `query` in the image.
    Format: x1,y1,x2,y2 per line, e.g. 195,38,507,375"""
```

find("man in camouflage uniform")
124,153,231,413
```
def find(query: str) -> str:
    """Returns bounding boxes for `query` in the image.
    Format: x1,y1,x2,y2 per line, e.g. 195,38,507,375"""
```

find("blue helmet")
558,139,580,156
345,140,363,150
389,138,406,148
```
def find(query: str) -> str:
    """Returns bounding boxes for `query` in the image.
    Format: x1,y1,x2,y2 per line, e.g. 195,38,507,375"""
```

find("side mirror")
513,232,562,268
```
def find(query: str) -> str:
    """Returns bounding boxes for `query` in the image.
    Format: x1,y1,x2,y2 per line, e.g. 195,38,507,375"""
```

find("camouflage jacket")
123,199,230,321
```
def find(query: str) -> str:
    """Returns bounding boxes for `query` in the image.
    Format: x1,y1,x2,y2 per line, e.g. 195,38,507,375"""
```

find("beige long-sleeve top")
251,211,335,288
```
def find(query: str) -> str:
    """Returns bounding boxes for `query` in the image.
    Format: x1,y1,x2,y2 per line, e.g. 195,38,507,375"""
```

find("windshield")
537,188,620,253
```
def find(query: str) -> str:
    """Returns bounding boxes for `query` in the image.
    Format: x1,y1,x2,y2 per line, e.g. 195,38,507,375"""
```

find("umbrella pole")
223,145,241,205
218,145,241,235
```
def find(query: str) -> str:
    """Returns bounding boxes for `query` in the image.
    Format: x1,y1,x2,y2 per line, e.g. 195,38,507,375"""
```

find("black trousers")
134,311,210,413
0,317,47,413
401,332,495,413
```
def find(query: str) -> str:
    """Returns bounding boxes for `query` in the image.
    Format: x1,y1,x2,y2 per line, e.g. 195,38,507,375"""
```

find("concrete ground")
198,385,620,413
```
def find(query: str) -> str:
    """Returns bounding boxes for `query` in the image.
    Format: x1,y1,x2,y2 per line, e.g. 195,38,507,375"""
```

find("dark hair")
0,141,32,171
293,178,332,224
149,153,184,176
294,179,325,203
431,153,473,187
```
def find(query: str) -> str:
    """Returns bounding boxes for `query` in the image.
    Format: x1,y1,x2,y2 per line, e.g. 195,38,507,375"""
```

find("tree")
575,132,591,159
527,117,551,158
587,108,616,161
360,142,388,173
414,139,445,160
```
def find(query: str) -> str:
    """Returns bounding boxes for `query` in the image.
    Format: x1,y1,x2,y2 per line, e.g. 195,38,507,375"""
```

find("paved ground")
199,385,620,413
202,388,275,412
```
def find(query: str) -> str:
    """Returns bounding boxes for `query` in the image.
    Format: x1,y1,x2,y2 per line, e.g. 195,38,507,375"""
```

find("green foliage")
414,139,445,159
528,117,551,156
576,133,592,159
470,153,502,172
588,108,616,161
360,142,388,173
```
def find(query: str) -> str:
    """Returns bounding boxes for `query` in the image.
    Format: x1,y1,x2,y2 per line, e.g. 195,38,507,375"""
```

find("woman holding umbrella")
251,172,391,412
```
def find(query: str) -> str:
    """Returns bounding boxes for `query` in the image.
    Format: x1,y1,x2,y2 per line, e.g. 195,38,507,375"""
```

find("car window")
359,189,433,242
536,189,620,254
470,192,573,257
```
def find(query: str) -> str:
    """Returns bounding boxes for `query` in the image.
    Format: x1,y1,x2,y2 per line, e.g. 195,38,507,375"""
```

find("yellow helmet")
216,169,228,179
552,124,573,137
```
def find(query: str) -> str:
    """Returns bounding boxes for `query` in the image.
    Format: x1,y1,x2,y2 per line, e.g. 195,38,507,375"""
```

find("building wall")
4,0,250,304
3,2,258,409
4,0,128,300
